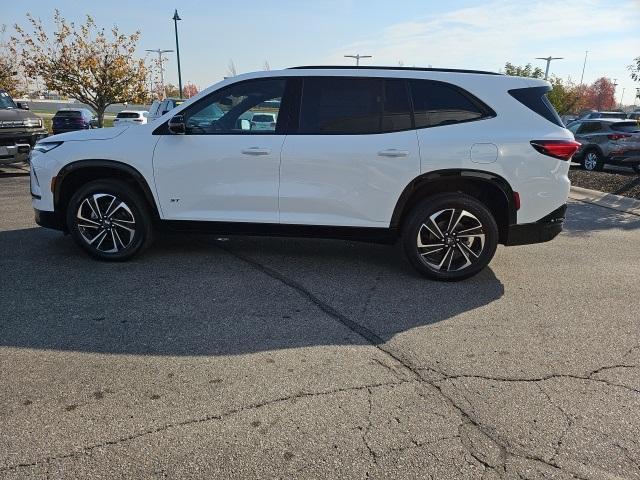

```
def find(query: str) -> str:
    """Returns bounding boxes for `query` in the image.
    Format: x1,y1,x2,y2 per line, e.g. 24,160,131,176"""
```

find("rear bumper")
34,209,66,232
504,204,566,246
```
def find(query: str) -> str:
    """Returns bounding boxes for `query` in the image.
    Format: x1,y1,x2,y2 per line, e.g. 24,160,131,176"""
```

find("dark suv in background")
0,90,48,165
52,108,96,135
569,119,640,172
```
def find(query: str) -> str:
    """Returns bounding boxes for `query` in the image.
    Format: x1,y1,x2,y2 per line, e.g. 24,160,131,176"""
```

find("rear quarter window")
410,80,492,128
508,86,563,127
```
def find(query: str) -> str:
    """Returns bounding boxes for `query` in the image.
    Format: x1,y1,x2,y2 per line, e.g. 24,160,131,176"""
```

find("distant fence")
15,99,151,115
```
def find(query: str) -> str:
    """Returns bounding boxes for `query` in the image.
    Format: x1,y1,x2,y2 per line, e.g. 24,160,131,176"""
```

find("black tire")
402,193,499,281
66,179,154,261
581,149,604,172
632,164,640,174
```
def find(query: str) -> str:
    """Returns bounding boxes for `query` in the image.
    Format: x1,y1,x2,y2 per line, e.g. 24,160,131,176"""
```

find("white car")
250,112,277,131
113,110,149,126
30,66,578,281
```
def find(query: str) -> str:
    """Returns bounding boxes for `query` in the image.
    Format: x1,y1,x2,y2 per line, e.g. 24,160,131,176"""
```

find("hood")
46,125,130,142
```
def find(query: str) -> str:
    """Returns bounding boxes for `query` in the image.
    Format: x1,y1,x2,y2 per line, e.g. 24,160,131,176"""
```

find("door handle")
378,149,409,158
241,147,271,156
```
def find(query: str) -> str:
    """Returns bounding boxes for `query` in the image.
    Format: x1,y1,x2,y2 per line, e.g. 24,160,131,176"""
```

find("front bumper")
504,204,566,246
0,128,48,164
34,209,66,232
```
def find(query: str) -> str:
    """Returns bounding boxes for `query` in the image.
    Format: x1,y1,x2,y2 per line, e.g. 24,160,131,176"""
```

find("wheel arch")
391,169,517,244
54,160,160,221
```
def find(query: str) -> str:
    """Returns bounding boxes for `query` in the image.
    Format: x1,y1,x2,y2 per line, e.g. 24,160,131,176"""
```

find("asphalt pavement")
0,173,639,479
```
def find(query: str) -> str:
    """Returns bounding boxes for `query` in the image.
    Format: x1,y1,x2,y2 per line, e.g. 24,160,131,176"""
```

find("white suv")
30,67,578,281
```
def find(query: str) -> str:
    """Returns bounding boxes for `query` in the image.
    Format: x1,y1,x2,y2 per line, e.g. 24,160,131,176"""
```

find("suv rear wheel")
582,149,604,172
66,179,154,261
402,193,498,281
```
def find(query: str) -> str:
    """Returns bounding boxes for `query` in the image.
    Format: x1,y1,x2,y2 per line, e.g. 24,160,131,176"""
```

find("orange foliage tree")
12,11,148,126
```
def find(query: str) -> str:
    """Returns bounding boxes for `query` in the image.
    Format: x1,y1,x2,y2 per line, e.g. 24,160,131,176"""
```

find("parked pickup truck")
0,90,48,165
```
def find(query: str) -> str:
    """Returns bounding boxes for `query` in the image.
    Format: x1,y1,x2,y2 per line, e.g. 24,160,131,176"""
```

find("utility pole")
580,50,588,84
620,87,625,109
536,56,563,80
172,9,183,99
145,49,173,99
344,54,372,67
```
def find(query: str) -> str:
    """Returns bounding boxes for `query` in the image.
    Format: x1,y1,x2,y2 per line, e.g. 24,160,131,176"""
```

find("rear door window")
299,77,382,134
576,122,602,134
382,79,412,132
410,80,486,128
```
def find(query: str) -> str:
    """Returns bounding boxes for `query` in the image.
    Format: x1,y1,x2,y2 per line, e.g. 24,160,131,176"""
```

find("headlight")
33,141,63,154
24,118,43,128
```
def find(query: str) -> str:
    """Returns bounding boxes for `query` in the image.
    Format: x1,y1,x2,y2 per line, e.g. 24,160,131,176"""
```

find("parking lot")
1,172,639,479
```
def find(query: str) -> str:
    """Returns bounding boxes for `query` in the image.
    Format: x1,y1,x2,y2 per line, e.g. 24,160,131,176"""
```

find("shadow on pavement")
0,226,504,356
565,201,640,236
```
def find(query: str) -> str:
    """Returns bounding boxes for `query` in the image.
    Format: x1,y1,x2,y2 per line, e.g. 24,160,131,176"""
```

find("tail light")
530,140,581,161
607,133,631,141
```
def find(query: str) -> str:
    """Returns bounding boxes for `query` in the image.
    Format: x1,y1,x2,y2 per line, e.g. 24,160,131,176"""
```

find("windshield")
0,91,17,109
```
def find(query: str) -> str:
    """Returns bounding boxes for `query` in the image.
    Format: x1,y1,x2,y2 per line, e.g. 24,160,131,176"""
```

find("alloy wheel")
584,152,598,171
76,193,136,253
416,208,485,272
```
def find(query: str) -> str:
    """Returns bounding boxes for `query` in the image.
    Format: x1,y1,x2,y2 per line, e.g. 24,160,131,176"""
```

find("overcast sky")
5,0,640,105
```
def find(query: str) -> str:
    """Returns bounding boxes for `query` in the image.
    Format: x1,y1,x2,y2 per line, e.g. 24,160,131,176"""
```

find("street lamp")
536,56,563,80
580,51,588,85
344,54,372,67
145,49,173,99
172,9,183,99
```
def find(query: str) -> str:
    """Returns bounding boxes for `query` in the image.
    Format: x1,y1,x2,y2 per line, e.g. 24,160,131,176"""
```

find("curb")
569,186,640,217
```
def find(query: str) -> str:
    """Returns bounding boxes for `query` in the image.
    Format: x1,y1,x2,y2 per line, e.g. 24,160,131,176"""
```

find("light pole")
580,50,588,84
172,9,183,99
344,54,372,67
145,49,173,99
620,88,626,109
536,56,563,80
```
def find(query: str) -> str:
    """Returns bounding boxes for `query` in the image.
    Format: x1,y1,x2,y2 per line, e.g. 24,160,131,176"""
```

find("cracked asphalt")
1,173,639,479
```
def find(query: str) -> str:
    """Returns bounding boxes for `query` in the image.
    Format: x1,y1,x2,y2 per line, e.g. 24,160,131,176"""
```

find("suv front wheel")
402,193,499,281
66,179,154,261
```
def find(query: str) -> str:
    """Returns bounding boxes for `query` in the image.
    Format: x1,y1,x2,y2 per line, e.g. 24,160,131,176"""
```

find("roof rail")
288,66,502,75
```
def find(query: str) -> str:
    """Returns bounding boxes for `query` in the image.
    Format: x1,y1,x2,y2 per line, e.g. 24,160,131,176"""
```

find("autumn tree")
13,11,148,126
183,82,198,98
0,25,21,96
585,77,616,111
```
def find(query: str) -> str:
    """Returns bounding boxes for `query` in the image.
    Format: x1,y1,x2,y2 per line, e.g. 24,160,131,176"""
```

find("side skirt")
156,220,399,245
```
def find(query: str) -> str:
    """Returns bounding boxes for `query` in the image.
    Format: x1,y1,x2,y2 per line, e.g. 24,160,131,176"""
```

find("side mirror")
17,102,30,110
168,114,185,134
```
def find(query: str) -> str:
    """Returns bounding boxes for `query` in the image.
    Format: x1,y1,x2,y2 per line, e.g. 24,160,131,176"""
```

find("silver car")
568,119,640,173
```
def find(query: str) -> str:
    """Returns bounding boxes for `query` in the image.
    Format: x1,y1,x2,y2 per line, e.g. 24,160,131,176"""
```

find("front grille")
0,137,32,147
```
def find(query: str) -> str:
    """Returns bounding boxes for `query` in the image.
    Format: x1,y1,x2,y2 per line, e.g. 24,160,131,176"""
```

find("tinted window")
299,77,382,134
508,86,563,127
567,123,580,134
611,121,640,133
117,112,140,119
183,78,285,134
54,110,82,118
411,80,485,128
577,122,602,134
382,80,412,132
